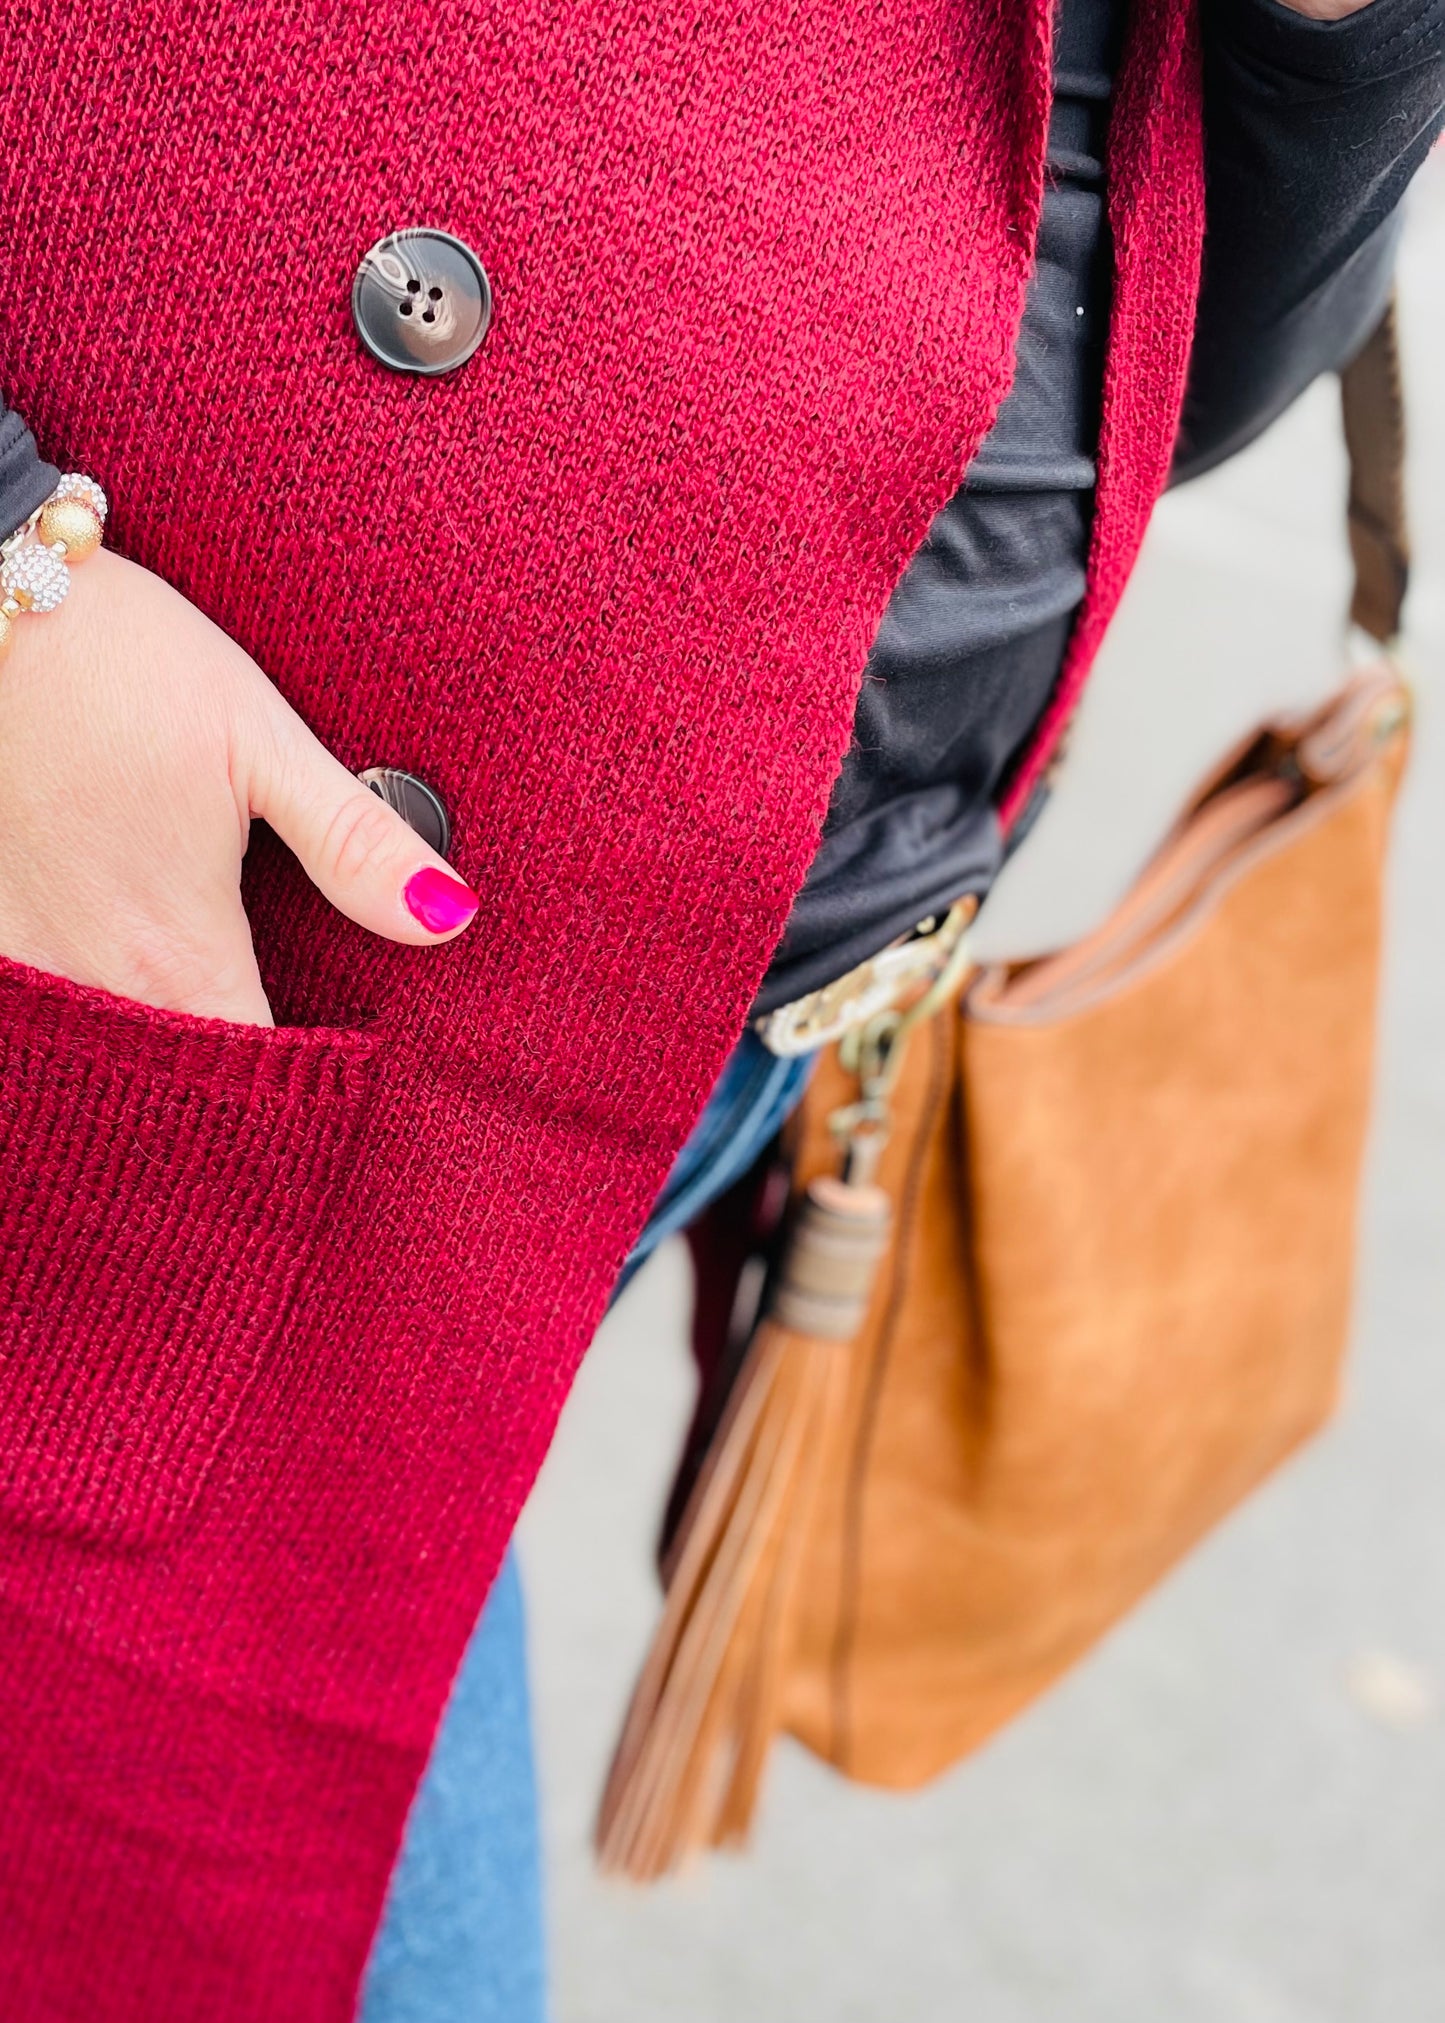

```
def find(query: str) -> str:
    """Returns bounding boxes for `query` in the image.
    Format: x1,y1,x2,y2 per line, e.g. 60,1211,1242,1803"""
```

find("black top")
0,0,1440,1016
756,0,1125,1008
0,406,56,540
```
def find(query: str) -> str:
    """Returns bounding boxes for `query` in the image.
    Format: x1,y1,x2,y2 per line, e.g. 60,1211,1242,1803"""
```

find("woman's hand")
0,547,479,1027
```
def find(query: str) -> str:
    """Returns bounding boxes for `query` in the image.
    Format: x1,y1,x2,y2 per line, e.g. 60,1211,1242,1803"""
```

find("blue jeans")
359,1032,814,2022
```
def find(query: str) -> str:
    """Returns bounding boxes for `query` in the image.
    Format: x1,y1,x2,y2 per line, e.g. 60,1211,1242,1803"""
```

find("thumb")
248,697,480,945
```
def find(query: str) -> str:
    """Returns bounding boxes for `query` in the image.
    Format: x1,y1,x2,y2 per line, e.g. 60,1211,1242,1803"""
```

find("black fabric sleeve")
1175,0,1444,481
0,402,58,542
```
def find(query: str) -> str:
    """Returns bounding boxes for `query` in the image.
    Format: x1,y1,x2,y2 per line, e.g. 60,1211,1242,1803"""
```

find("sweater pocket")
0,953,387,1550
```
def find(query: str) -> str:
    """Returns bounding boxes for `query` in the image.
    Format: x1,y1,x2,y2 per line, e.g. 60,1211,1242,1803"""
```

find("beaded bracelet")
0,473,109,660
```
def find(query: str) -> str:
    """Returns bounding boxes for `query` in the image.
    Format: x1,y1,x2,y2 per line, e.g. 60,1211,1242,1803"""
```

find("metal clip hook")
829,908,977,1186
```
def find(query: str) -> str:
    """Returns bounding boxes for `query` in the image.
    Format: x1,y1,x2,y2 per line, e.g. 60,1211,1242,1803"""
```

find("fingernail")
404,867,480,934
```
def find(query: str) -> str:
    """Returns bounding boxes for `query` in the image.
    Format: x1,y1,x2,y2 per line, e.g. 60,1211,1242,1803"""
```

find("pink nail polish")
404,867,480,934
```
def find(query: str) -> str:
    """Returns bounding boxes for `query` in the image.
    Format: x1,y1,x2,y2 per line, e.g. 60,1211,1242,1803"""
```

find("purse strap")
1342,299,1410,645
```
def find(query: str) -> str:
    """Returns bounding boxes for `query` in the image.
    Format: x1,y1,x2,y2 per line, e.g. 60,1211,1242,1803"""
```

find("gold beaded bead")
38,497,103,559
0,609,11,659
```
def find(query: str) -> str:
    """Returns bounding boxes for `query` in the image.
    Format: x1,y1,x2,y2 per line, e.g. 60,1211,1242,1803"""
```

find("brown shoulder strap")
1342,299,1410,644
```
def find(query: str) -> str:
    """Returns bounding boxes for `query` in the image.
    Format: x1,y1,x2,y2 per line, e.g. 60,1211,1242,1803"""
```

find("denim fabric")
613,1030,816,1297
358,1553,546,2023
359,1030,814,2023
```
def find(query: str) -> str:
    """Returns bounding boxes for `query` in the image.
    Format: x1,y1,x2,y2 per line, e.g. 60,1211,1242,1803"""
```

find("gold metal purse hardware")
753,896,978,1059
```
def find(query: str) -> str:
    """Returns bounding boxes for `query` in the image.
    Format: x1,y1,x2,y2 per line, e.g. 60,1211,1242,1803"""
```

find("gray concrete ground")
518,153,1445,2023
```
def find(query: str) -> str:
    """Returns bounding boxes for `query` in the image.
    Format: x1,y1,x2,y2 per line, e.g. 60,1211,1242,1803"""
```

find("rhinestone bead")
52,473,108,524
1,544,70,613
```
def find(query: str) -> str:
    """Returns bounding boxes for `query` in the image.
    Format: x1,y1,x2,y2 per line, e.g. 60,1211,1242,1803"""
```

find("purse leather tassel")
595,1174,890,1878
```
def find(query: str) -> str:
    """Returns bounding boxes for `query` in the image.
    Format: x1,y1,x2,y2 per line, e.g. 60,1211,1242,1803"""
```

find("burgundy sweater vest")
0,2,1201,2014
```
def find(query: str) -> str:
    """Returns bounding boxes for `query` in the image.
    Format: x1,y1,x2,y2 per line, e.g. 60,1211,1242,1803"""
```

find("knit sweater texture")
0,2,1201,2014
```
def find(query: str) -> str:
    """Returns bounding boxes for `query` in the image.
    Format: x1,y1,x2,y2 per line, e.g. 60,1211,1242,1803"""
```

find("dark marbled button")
351,229,492,376
359,768,452,858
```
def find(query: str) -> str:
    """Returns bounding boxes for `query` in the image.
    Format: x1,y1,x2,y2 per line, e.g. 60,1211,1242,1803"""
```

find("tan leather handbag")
597,309,1413,1880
